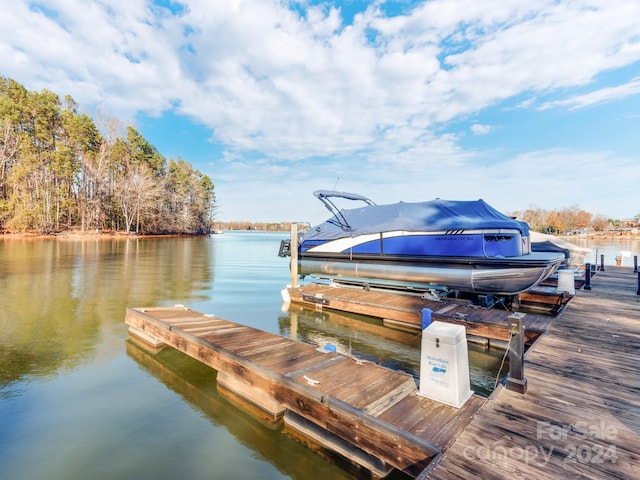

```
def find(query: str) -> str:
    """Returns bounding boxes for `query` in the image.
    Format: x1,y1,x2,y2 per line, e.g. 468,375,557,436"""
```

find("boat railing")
278,239,291,257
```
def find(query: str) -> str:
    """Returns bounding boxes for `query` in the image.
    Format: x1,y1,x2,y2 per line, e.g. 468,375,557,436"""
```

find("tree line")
0,76,216,235
509,204,639,234
217,208,639,236
212,221,293,232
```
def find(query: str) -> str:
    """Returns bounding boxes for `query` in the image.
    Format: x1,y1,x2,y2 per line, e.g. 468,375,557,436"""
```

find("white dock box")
419,321,473,408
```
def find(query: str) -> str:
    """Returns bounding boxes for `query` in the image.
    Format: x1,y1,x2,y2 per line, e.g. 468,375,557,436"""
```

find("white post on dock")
290,222,299,288
557,269,575,295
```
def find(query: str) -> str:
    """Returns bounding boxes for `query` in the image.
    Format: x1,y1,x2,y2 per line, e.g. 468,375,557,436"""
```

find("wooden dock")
126,306,485,478
286,282,551,344
425,265,640,479
125,265,639,479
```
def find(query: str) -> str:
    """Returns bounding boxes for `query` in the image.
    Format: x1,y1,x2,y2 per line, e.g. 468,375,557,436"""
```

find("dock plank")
247,343,332,374
216,334,292,355
294,359,416,411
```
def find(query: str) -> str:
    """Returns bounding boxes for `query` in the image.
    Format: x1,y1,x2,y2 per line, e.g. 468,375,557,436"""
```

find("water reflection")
279,304,509,397
0,237,214,391
1,234,361,480
125,340,356,480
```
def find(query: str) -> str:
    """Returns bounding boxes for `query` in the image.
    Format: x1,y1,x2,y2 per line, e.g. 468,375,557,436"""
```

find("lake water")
1,232,637,480
568,236,640,268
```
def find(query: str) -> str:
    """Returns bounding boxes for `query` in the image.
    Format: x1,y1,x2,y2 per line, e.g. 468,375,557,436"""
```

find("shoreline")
4,231,639,240
0,229,640,242
0,230,211,240
0,229,293,240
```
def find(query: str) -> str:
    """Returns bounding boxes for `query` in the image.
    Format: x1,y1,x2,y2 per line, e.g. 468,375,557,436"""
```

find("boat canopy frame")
313,190,376,231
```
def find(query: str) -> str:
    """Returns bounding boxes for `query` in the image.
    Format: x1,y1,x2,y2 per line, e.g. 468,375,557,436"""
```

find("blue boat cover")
303,197,529,241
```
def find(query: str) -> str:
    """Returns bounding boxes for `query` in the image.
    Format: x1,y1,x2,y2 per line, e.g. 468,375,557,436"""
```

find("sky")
1,0,640,225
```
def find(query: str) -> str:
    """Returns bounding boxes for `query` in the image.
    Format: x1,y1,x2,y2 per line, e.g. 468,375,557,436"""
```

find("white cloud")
470,124,492,135
539,78,640,110
207,142,639,224
0,1,186,119
4,1,640,151
2,0,640,221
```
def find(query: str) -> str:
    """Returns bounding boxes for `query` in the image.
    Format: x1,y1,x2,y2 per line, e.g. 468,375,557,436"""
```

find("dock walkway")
426,266,640,479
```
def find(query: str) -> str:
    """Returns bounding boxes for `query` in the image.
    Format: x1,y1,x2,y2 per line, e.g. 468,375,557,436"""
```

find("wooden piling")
584,262,592,290
290,223,299,288
505,312,527,394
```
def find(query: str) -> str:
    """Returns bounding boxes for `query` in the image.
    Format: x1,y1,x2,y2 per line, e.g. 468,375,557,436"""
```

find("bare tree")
113,163,161,234
0,120,19,205
591,215,610,232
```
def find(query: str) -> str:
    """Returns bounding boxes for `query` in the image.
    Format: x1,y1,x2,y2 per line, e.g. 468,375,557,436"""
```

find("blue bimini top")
302,194,529,243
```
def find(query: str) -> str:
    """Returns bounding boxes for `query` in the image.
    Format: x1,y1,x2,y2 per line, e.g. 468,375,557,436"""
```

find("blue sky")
2,0,640,224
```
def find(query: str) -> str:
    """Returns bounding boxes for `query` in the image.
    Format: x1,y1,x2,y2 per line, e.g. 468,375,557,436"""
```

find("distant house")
619,218,640,232
609,223,638,235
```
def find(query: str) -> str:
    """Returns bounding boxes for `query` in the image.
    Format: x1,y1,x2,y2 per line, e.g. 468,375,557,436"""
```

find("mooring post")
290,223,299,288
506,312,527,394
636,271,640,296
584,263,592,290
634,256,638,273
599,254,605,272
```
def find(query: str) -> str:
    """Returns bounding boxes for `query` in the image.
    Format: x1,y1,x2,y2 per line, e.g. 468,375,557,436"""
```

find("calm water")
0,233,636,480
568,236,640,267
